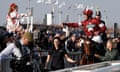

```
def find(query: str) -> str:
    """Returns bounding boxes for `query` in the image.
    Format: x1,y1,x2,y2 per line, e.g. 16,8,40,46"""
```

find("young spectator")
95,39,119,61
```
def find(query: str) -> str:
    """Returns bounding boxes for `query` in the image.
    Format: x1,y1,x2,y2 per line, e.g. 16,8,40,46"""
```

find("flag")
68,4,74,10
68,5,72,10
53,0,58,5
58,1,65,8
90,6,94,10
36,0,44,4
77,4,84,9
45,0,51,5
86,5,94,10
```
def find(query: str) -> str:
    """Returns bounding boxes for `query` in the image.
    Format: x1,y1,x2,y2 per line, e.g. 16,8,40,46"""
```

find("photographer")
0,32,33,72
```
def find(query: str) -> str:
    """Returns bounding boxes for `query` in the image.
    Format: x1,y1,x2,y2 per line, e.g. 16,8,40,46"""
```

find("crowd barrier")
0,51,82,72
51,60,120,72
1,51,120,72
0,57,12,72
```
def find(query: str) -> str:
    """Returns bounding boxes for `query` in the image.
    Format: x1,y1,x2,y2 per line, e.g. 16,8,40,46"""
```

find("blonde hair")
106,39,116,49
106,39,113,49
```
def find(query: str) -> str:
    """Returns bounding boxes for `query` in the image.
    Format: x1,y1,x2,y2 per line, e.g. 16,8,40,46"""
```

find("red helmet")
10,3,18,12
83,8,93,16
10,3,16,8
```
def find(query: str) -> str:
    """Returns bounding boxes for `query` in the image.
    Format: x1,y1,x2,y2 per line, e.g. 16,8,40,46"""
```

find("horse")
80,39,95,65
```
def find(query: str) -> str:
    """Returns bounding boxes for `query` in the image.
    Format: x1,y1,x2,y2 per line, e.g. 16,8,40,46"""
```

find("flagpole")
102,9,107,25
51,0,56,25
51,6,55,24
29,7,33,32
26,0,31,31
78,13,81,23
58,11,62,24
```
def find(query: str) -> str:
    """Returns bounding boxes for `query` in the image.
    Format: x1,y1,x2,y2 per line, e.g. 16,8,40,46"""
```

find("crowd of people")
0,2,120,72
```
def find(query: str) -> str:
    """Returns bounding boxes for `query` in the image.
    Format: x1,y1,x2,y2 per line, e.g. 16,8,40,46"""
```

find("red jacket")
81,18,106,37
63,22,79,28
81,18,96,37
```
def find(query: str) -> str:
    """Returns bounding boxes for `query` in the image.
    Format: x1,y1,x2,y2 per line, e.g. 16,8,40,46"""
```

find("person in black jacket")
67,34,77,52
44,33,77,71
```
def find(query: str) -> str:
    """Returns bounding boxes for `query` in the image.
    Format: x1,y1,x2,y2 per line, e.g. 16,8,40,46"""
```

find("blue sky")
0,0,120,28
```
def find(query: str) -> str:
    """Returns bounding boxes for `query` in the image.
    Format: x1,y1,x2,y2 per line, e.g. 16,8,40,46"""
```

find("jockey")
6,3,27,33
62,8,106,43
81,8,94,38
62,8,95,38
81,8,106,39
94,8,107,42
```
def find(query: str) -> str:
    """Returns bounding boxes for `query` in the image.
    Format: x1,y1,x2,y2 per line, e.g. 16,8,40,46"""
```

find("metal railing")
0,50,82,72
0,57,13,72
50,60,120,72
2,51,120,72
